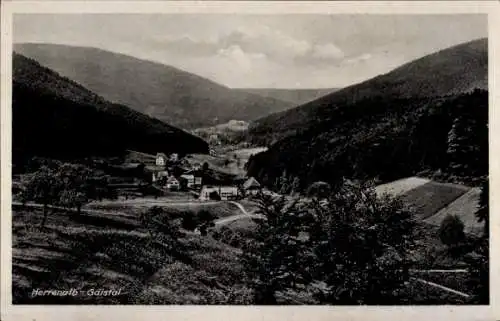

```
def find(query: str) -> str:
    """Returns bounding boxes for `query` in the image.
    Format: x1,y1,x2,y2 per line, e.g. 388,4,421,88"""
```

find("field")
424,188,483,236
375,177,431,197
399,181,470,220
227,147,268,161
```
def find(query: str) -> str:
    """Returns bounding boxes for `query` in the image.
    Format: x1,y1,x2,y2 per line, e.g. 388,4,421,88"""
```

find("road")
213,201,264,225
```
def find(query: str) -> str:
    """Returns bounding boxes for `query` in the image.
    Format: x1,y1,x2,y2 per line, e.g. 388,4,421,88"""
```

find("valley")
10,35,489,306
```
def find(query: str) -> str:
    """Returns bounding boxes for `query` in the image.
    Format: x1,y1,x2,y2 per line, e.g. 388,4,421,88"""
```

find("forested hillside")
247,89,488,190
13,53,209,164
15,43,295,129
249,39,487,145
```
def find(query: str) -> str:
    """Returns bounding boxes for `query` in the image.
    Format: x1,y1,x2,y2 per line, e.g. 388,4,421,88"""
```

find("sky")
13,14,487,89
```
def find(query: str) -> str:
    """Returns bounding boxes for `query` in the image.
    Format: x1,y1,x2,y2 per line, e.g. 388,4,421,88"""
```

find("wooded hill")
14,43,295,129
12,53,209,165
249,39,487,145
246,39,488,190
233,88,339,106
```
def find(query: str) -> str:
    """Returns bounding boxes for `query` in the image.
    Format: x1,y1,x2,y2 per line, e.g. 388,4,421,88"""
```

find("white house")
166,176,180,191
156,153,167,166
194,176,203,188
152,170,169,183
199,185,238,201
170,153,179,162
180,174,195,188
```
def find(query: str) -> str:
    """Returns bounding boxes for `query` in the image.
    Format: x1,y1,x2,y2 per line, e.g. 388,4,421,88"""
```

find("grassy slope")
14,43,294,129
399,181,470,220
13,197,476,305
12,201,249,304
424,188,483,236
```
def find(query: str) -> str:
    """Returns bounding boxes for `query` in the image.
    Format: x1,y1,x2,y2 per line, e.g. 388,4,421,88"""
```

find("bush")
181,212,198,231
438,214,466,246
209,191,221,201
306,181,331,199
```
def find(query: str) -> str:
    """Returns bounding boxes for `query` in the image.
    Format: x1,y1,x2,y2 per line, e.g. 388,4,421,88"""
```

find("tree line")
17,158,116,227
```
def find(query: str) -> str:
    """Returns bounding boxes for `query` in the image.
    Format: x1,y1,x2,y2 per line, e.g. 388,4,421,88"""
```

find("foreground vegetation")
12,174,488,304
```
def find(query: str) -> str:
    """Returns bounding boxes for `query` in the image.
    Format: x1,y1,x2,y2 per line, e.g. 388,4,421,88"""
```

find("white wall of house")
199,185,238,200
156,156,166,166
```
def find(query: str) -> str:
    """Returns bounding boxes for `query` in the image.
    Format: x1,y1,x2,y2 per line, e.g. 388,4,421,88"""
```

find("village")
119,148,264,202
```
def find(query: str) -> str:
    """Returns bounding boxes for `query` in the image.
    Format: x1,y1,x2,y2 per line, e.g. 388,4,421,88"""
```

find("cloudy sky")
14,14,486,88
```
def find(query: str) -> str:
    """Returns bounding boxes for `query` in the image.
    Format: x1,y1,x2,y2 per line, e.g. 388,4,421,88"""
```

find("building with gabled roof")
243,177,261,195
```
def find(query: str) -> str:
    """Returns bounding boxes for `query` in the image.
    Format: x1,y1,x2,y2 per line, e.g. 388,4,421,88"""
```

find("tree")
54,163,95,215
20,165,60,227
179,177,189,191
202,162,209,171
181,212,198,231
476,177,489,237
242,193,313,304
274,170,290,194
466,175,489,304
140,206,181,248
198,210,216,236
290,177,301,196
306,181,331,199
438,214,466,247
447,116,481,177
209,191,221,201
308,180,416,304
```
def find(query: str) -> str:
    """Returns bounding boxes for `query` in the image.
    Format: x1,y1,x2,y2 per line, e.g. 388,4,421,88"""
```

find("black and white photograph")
0,1,496,316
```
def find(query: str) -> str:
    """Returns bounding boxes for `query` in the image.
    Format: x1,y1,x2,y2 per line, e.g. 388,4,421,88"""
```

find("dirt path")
12,201,133,218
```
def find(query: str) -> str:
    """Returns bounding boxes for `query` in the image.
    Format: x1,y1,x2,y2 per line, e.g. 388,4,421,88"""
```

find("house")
166,176,180,191
194,176,203,188
209,134,219,142
180,174,195,188
243,177,261,196
170,153,179,162
152,170,169,184
209,149,217,157
199,185,238,201
156,153,167,166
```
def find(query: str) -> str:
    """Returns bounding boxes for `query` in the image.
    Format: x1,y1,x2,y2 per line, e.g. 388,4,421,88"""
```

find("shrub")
306,181,331,199
181,212,198,231
438,214,466,246
209,191,221,201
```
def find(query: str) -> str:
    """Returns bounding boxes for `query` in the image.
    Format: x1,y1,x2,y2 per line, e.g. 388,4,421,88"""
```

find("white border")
1,2,499,321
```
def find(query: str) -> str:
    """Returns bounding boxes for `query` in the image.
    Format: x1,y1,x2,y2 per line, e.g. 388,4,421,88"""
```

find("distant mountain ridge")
12,53,209,163
249,38,488,144
14,43,295,129
246,38,488,189
233,88,339,106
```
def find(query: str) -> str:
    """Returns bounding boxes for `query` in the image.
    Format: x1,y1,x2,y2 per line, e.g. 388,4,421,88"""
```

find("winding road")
214,201,264,225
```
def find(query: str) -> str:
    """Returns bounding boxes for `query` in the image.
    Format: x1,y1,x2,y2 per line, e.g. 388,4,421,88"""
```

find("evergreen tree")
447,115,481,177
466,175,489,304
476,177,489,237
